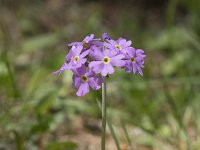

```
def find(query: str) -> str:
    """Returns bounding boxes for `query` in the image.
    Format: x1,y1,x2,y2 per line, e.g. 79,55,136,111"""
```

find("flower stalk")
101,77,107,150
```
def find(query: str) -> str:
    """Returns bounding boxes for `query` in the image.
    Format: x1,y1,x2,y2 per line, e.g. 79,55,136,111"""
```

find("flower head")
54,33,146,96
72,66,103,96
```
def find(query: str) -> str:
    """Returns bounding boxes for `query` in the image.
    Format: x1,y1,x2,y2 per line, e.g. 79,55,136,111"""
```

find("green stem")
101,77,107,150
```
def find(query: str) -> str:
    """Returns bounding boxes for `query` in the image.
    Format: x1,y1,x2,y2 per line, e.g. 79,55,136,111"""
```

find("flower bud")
102,33,110,41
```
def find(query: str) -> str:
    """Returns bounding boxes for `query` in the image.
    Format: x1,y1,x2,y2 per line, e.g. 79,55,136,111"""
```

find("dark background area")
0,0,200,149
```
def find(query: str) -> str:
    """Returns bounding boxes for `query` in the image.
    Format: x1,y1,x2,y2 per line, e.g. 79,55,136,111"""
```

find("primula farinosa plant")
55,33,145,96
54,33,145,150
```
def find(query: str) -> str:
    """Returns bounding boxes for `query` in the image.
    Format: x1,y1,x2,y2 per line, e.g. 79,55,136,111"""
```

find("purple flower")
67,45,89,69
104,38,132,54
72,66,103,96
55,45,89,74
89,47,125,76
123,47,145,75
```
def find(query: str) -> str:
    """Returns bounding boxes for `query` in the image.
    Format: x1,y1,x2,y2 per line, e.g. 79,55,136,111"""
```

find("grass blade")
107,121,121,150
121,119,134,150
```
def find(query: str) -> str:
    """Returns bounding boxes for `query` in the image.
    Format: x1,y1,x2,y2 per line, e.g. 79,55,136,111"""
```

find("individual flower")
123,47,145,75
89,47,125,76
104,38,132,54
55,45,89,73
72,65,103,96
67,45,89,69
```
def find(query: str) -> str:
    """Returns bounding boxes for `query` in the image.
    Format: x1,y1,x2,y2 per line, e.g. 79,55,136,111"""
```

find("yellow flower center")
130,57,135,63
81,75,88,82
116,45,122,50
102,56,110,64
74,56,79,62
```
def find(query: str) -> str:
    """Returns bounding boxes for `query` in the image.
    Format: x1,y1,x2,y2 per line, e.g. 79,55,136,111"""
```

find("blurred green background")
0,0,200,149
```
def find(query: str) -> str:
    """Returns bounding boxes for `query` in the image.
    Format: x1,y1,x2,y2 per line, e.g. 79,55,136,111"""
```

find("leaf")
121,120,134,150
107,122,121,150
30,115,53,134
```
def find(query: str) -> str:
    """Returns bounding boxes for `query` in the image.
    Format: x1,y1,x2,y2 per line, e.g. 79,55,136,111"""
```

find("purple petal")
89,61,102,68
132,63,138,74
110,54,125,67
83,34,94,43
101,64,114,76
80,58,87,64
137,65,143,75
53,63,70,75
66,50,73,62
76,82,89,96
126,47,136,57
136,49,146,57
124,66,132,73
119,39,132,47
108,39,117,45
72,45,83,56
107,64,114,73
111,54,124,59
136,57,145,66
126,40,132,46
92,63,104,74
111,59,125,67
89,47,103,60
124,61,132,73
104,42,114,50
91,41,103,47
73,65,86,76
103,49,116,57
119,39,126,45
88,77,101,90
80,50,89,58
101,65,107,76
86,70,95,77
72,75,81,88
95,76,103,85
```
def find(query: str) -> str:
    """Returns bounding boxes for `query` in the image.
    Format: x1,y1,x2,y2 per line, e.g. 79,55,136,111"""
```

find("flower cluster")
54,33,145,96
